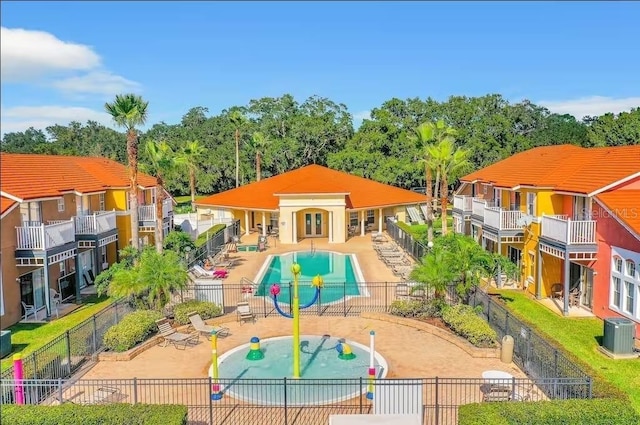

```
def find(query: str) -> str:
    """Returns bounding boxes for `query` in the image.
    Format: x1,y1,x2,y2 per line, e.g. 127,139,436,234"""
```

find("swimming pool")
254,251,365,304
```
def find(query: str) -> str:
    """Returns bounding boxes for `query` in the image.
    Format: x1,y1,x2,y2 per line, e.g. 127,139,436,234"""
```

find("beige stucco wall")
278,195,346,244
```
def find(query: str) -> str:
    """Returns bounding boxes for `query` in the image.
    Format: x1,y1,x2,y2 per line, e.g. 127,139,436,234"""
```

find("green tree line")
2,93,638,197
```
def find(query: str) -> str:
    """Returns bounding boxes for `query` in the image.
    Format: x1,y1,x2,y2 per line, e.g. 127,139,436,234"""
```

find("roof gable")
196,164,427,210
0,153,157,201
596,189,640,239
461,144,640,194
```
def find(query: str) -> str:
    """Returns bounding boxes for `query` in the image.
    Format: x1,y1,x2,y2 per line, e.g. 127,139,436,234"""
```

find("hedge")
103,310,163,352
389,298,444,318
441,304,497,347
173,300,222,325
2,403,188,425
458,399,640,425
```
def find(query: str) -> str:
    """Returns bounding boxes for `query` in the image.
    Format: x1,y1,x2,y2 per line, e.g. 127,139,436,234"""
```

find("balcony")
16,219,75,250
75,210,117,235
541,215,596,245
484,207,523,231
138,198,173,222
453,195,473,213
471,198,486,219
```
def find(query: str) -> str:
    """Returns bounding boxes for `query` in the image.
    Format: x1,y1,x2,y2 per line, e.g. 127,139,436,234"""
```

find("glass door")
20,269,46,312
305,213,312,236
315,213,322,236
581,267,594,310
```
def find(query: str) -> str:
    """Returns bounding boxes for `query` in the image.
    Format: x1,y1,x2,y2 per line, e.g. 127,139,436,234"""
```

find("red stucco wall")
591,202,640,338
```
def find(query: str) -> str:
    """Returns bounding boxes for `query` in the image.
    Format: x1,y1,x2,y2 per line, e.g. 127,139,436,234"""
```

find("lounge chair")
188,312,230,339
74,386,119,405
481,383,512,402
236,301,256,324
155,318,199,349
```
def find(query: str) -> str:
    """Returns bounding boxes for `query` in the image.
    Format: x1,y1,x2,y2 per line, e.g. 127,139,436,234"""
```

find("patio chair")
188,311,230,339
50,288,62,318
395,283,410,300
155,318,199,349
481,383,512,402
237,301,256,324
74,386,119,405
21,301,36,321
551,283,563,299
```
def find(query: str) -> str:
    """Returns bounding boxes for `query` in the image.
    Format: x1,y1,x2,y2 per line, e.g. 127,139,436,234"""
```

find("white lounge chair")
236,301,256,324
187,312,230,339
21,301,36,321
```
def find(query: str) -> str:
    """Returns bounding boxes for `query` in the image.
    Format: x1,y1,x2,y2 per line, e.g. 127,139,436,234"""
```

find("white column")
360,210,365,236
292,212,297,243
329,211,334,243
244,210,250,235
261,211,267,236
378,208,383,233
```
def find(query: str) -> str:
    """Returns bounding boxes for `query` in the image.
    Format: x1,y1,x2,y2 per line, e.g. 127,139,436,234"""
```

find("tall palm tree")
411,120,457,243
175,140,205,211
250,131,269,181
144,140,174,252
105,94,149,250
229,110,246,188
429,140,471,235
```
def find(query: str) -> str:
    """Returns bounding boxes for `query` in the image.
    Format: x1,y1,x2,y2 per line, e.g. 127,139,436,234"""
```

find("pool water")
213,335,387,405
255,251,361,304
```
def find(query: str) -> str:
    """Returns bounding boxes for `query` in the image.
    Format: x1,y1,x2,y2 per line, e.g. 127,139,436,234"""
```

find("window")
20,201,41,226
349,212,358,227
366,210,375,224
58,198,65,212
59,262,66,276
526,193,536,216
99,193,105,211
610,248,640,321
493,188,501,207
528,252,535,279
101,246,107,265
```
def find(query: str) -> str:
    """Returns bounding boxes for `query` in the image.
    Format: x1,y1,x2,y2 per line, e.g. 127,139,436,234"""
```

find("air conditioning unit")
602,318,635,355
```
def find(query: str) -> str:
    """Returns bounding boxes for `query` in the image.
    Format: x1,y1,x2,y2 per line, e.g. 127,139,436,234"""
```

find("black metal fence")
187,220,241,269
175,282,461,317
0,376,591,425
0,300,132,382
468,288,591,395
386,219,428,260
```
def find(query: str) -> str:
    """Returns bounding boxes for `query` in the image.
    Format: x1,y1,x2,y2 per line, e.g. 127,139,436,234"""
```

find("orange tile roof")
461,145,640,194
596,190,640,238
0,153,157,201
196,164,427,210
1,196,16,215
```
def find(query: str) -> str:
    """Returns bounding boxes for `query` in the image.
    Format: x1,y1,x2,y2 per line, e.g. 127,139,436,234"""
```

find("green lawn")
194,224,227,247
493,290,640,412
173,195,204,204
1,295,113,371
397,216,454,242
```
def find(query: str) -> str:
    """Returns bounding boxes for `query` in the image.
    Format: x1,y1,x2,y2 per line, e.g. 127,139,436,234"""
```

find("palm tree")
428,139,471,235
175,140,205,211
229,110,246,188
409,248,456,298
410,120,457,243
105,94,149,250
108,248,188,310
144,140,174,252
250,131,269,181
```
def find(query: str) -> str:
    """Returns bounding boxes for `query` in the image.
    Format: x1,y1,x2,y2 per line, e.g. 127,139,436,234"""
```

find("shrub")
441,304,497,347
389,298,445,318
103,310,163,352
173,300,222,325
458,399,640,425
2,403,188,425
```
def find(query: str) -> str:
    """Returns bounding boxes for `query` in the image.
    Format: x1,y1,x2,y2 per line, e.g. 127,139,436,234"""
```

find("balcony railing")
541,215,596,245
484,207,523,231
75,210,117,235
16,219,75,250
138,199,173,222
471,198,486,218
453,195,473,212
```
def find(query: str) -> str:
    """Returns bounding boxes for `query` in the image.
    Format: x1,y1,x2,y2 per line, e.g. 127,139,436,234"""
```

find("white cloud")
0,26,140,96
353,110,371,121
538,96,640,119
1,105,112,135
51,71,141,97
0,27,100,82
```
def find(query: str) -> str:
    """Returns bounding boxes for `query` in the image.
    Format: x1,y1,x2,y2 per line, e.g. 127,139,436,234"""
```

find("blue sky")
1,1,639,135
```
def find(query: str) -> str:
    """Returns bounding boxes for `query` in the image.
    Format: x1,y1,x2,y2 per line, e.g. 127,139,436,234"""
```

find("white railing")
484,207,523,230
541,215,596,245
453,195,473,212
16,219,75,250
138,199,173,222
75,210,117,235
472,198,486,218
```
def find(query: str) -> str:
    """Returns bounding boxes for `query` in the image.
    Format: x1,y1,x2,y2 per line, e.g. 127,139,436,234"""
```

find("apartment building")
0,153,174,328
452,145,640,337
